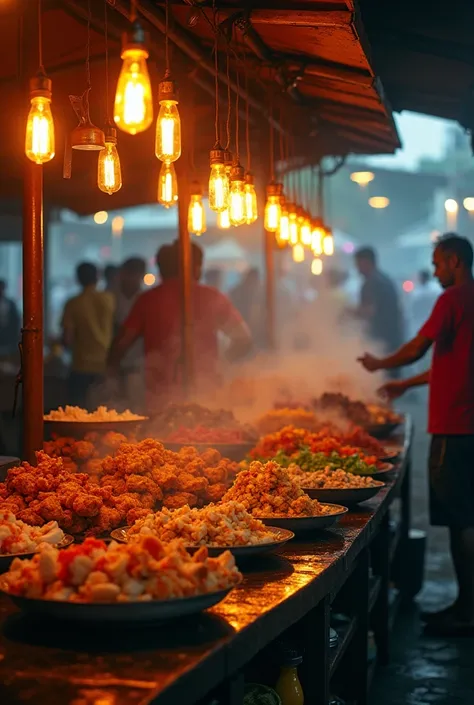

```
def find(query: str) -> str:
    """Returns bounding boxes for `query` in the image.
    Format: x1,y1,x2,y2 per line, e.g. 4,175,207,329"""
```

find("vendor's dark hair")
156,245,179,279
76,262,97,287
436,233,474,270
355,246,377,265
122,257,146,275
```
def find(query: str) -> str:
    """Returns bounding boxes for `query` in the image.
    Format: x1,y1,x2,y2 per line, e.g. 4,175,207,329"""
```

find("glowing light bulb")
464,197,474,212
288,205,299,245
311,257,323,276
292,243,305,263
368,196,390,209
264,182,282,232
98,127,122,195
208,146,229,212
311,219,324,255
143,273,156,286
217,208,231,229
300,216,312,247
323,230,334,256
278,210,290,243
187,187,206,236
350,171,374,187
244,172,258,224
228,164,246,227
157,162,178,208
114,26,153,135
155,78,181,162
25,74,55,164
93,211,108,225
444,198,458,214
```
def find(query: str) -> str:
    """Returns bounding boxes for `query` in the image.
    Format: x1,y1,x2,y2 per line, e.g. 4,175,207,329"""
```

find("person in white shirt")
115,257,146,412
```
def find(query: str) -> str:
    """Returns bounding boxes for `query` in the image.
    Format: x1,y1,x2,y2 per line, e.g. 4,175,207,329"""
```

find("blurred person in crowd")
62,262,115,409
0,279,20,357
410,269,441,336
353,246,404,377
359,234,474,636
108,241,252,410
104,264,119,296
204,268,223,290
115,257,146,412
230,268,265,347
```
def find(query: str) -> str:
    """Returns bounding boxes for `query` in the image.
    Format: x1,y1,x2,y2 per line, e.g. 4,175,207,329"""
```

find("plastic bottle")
275,649,304,705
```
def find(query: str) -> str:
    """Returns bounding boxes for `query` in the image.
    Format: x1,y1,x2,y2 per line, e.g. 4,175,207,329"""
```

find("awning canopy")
0,0,400,213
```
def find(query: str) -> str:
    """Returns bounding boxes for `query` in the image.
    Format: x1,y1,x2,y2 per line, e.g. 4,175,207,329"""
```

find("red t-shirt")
419,281,474,434
123,279,244,409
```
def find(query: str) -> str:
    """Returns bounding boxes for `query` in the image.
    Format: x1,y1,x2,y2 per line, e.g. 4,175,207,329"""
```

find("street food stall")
3,0,470,702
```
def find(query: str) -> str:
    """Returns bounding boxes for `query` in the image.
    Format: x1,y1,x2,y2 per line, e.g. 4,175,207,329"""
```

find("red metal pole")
22,161,44,463
264,226,276,350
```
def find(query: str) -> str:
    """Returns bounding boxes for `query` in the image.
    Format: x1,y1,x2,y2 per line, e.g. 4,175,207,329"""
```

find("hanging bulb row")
206,145,258,230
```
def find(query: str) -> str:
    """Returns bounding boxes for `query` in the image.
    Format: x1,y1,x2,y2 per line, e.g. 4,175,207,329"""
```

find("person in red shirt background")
358,233,474,636
108,240,252,411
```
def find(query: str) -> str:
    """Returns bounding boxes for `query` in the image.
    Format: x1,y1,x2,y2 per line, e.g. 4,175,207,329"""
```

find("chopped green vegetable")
269,447,378,475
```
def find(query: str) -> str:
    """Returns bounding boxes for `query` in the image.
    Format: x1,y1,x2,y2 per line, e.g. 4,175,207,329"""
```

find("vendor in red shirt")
108,240,252,411
359,234,474,636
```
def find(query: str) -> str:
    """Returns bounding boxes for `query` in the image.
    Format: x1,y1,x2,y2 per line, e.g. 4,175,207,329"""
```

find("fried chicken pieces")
0,441,239,536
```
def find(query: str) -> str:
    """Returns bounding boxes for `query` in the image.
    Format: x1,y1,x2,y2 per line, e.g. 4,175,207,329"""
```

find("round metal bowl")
256,504,348,533
0,583,239,623
301,482,385,507
44,418,148,439
363,421,401,439
110,525,295,558
0,534,74,574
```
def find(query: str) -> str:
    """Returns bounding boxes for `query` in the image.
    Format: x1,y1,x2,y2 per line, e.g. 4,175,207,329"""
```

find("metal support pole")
176,160,194,396
22,161,44,463
264,227,276,350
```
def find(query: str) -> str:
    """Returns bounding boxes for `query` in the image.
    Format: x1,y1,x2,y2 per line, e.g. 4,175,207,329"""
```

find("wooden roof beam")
249,9,352,27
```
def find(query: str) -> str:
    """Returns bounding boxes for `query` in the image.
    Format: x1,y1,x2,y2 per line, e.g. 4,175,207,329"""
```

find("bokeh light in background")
402,280,415,293
463,197,474,212
368,196,390,209
342,242,355,254
93,210,108,224
143,273,156,286
444,199,458,213
350,171,375,187
111,215,125,237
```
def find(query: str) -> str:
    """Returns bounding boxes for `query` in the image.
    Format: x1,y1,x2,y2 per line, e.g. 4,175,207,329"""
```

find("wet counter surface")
0,423,411,705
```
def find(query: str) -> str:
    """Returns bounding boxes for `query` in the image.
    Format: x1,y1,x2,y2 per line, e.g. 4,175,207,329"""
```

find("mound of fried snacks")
288,466,383,489
44,406,146,422
0,510,64,555
2,535,241,602
222,461,333,518
127,501,276,547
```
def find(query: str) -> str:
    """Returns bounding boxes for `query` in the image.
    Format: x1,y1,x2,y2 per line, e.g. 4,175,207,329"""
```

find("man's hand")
378,381,407,401
357,353,382,372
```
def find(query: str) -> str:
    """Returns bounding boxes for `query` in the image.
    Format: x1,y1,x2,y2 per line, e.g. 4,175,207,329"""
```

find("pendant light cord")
225,51,231,151
213,6,219,145
37,0,44,71
269,97,274,182
245,68,251,172
165,0,170,77
104,0,109,119
235,57,240,160
86,0,91,89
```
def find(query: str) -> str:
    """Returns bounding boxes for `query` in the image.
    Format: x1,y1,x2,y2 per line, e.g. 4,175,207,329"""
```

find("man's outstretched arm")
358,334,432,372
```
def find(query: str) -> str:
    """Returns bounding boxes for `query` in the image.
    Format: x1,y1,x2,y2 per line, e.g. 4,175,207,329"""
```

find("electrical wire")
235,54,240,159
38,0,43,70
269,96,274,181
225,51,231,150
213,4,220,145
245,67,251,171
86,0,91,89
104,0,109,119
165,0,170,76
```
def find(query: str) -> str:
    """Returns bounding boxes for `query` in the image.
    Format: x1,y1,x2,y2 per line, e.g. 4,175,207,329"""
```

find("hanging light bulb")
300,211,312,247
311,257,323,276
114,22,153,135
217,208,231,229
292,243,305,263
209,144,230,212
25,70,55,164
158,161,178,208
187,182,206,235
323,227,334,256
155,74,181,162
311,218,324,255
98,123,122,195
264,182,282,232
287,203,299,245
244,172,258,224
278,208,290,245
229,162,246,226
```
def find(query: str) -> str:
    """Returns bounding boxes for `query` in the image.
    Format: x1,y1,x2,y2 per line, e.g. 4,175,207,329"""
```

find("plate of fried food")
288,467,385,506
44,406,148,438
0,510,73,572
0,535,241,622
221,460,348,534
111,501,295,558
